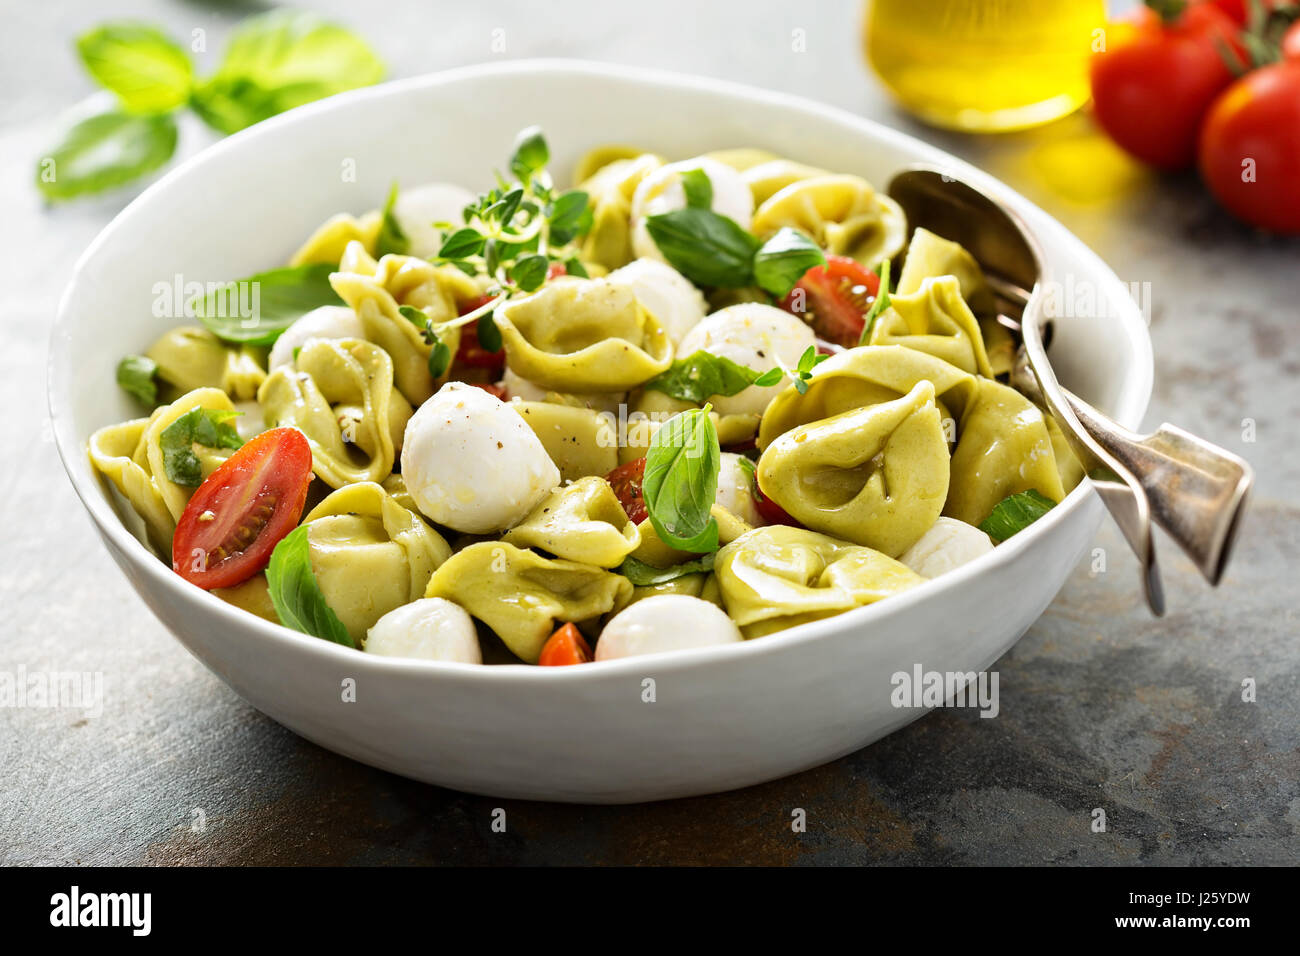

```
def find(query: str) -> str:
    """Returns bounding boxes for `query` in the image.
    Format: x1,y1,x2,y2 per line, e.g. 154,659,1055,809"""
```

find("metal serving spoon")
887,168,1254,616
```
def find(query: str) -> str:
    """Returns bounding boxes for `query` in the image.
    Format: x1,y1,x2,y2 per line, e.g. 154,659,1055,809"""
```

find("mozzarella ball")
899,518,994,579
499,367,626,414
365,598,482,663
231,399,266,442
596,595,743,661
393,182,477,258
716,452,763,526
401,381,560,533
630,158,755,262
608,258,708,345
675,303,817,416
268,305,364,370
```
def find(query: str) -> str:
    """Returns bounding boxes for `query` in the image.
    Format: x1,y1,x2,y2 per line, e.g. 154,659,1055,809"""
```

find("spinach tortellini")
258,338,411,488
576,152,663,271
751,174,907,267
511,401,619,482
503,477,640,567
757,381,950,557
425,542,632,663
495,277,673,392
146,326,267,401
868,276,995,378
896,227,995,316
88,417,177,554
289,211,382,267
714,526,924,638
301,482,452,645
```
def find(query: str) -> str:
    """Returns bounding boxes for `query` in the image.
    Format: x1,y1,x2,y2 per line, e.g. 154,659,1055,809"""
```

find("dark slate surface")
2,0,1296,865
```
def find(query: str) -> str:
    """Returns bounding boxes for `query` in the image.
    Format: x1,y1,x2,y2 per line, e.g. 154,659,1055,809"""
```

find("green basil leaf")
76,23,194,114
159,406,243,486
190,10,384,135
35,110,177,201
617,553,715,587
645,351,769,404
509,126,549,182
438,227,485,260
978,489,1057,543
548,190,592,245
266,524,354,647
508,254,549,293
643,208,760,288
859,258,892,345
116,354,159,406
642,406,720,554
192,263,342,346
563,257,589,278
375,181,408,257
680,168,713,210
753,227,826,298
476,314,503,353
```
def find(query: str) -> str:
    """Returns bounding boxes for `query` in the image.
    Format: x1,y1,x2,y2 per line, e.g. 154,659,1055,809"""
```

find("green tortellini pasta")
88,416,176,554
576,153,663,270
143,387,243,521
503,477,640,567
330,241,480,405
608,572,711,617
495,278,673,393
511,401,619,481
714,526,924,638
945,377,1071,526
703,147,781,173
258,338,412,488
302,481,452,645
739,159,831,205
896,227,995,316
751,174,907,267
289,211,382,267
757,381,950,557
145,326,267,402
868,275,995,378
424,542,633,663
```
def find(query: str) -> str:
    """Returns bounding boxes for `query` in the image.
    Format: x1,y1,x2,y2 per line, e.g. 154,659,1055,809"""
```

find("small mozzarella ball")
631,158,755,261
716,452,763,526
268,305,364,370
899,518,994,579
499,367,626,414
401,381,560,533
393,182,477,258
365,598,482,663
608,258,708,345
675,303,817,416
596,595,743,661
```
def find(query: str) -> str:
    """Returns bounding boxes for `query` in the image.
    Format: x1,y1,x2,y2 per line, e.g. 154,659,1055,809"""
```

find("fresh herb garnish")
858,258,892,345
159,406,243,486
642,406,721,554
76,23,194,114
398,305,452,379
978,489,1057,542
266,524,354,647
36,111,178,201
752,227,827,298
645,351,782,404
643,207,761,288
476,313,503,353
193,262,343,346
116,354,159,406
680,168,714,209
617,553,716,586
780,345,830,395
375,181,409,257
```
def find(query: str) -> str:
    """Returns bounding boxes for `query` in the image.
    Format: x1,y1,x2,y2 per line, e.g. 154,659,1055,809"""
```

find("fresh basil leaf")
735,455,757,484
509,126,549,182
266,524,354,647
978,489,1057,543
76,23,194,115
508,254,549,292
563,257,589,278
859,258,892,345
192,263,342,346
375,181,408,257
645,351,769,404
35,110,177,201
548,190,592,245
642,406,720,554
438,227,485,260
190,10,384,135
643,208,760,288
680,168,714,209
753,227,826,298
116,354,159,406
617,553,715,587
476,314,503,353
427,336,452,379
159,406,243,486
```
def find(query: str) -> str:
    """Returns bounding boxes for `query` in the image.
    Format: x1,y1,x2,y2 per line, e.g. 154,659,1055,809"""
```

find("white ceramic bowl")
50,61,1152,803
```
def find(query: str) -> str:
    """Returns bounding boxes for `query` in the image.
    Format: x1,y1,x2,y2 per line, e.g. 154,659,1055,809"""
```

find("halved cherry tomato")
546,261,567,280
604,458,648,525
753,473,803,528
472,382,510,400
172,427,313,590
538,623,593,666
454,294,506,372
779,255,880,348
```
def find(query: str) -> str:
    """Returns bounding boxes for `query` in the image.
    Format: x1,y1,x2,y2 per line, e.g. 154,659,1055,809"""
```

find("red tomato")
604,458,648,525
471,382,509,400
1207,0,1282,25
1284,20,1300,60
752,474,802,528
546,261,567,280
453,294,505,372
538,623,593,666
779,255,881,348
1089,3,1246,170
172,427,313,590
1198,60,1300,233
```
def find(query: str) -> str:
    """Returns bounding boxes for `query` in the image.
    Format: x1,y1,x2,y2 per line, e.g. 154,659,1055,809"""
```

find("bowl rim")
49,58,1153,683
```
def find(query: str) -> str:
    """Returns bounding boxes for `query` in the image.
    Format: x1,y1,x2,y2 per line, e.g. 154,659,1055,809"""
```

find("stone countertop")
2,0,1296,865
